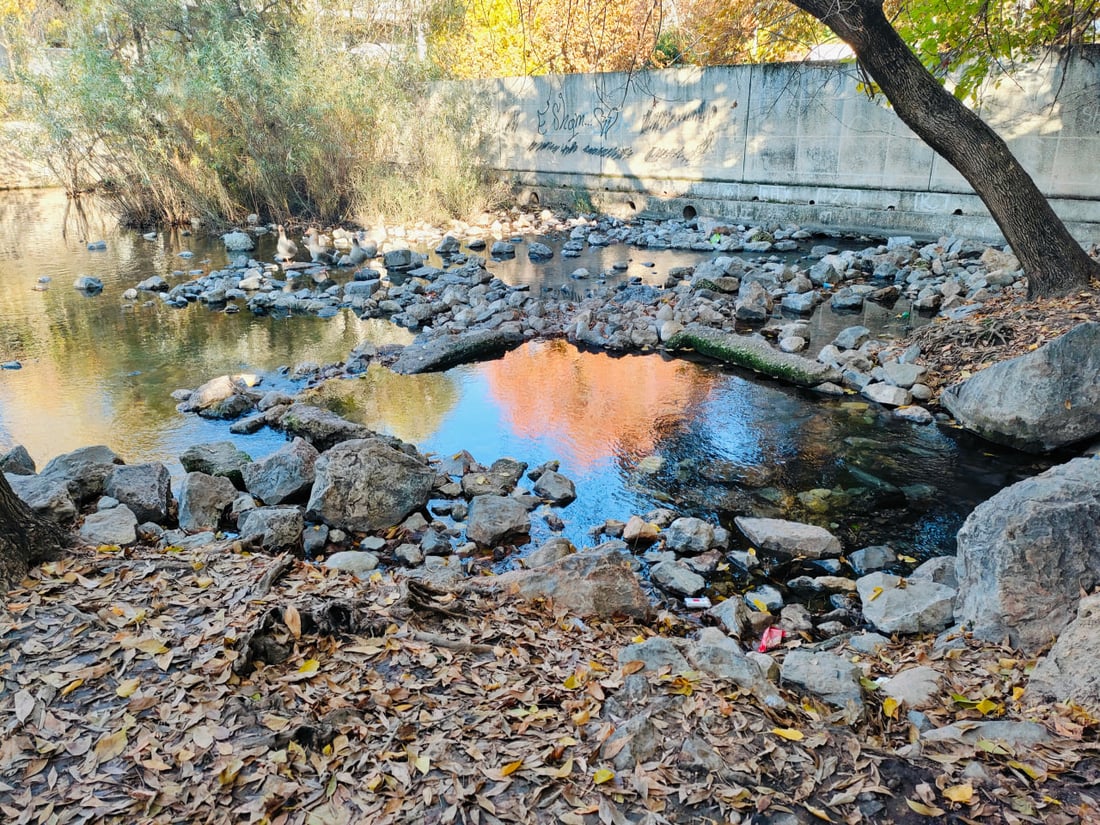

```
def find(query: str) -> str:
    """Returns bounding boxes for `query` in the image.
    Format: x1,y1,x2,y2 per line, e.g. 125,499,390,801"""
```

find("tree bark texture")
0,473,69,589
790,0,1100,298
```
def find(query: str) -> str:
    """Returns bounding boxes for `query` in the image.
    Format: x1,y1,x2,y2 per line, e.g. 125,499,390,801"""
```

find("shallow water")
0,189,1047,559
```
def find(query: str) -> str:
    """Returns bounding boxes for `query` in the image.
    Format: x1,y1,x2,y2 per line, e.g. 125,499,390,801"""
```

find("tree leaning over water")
0,473,70,590
787,0,1100,299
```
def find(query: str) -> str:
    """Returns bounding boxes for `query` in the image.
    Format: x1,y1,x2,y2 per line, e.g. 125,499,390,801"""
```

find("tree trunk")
789,0,1100,298
0,473,70,589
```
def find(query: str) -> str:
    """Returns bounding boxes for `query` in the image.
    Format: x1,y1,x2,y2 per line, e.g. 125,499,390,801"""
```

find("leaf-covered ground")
2,543,1098,824
898,281,1100,399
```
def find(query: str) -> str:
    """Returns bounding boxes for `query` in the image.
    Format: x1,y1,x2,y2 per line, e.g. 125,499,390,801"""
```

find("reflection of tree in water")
482,340,720,470
300,364,459,445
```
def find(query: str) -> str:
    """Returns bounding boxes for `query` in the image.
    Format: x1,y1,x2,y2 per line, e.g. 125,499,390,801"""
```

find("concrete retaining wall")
457,48,1100,243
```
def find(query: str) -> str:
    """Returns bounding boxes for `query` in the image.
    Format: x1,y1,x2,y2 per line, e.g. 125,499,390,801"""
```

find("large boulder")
0,445,35,475
466,495,530,546
1026,593,1100,711
238,506,303,552
79,505,138,546
940,322,1100,452
856,571,955,635
177,472,238,531
955,457,1100,652
279,404,372,452
40,445,124,505
664,517,715,554
241,438,319,505
104,463,172,524
780,649,864,718
490,548,652,620
181,373,261,414
6,473,76,523
179,441,252,488
734,516,842,558
306,438,435,532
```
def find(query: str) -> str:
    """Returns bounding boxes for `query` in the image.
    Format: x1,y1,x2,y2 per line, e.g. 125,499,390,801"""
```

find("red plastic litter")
757,626,786,652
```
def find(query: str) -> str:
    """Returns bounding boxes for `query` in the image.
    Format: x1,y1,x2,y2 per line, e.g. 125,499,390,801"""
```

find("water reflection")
0,189,403,468
483,339,718,469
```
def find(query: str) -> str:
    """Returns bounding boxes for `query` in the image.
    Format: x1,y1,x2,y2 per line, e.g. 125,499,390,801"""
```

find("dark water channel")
0,189,1050,568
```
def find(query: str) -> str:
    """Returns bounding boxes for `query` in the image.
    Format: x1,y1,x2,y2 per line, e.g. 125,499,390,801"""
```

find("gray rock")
847,632,891,655
882,666,941,709
921,720,1051,748
238,506,303,552
395,542,424,565
183,373,260,413
306,438,435,532
461,457,528,497
734,516,842,558
910,556,958,589
179,441,252,488
706,597,753,640
420,529,452,556
491,547,652,619
734,280,771,321
302,524,329,555
322,550,380,575
241,437,319,505
882,361,926,388
279,404,372,451
780,604,813,631
466,495,530,545
848,545,896,576
781,649,864,717
833,325,870,350
79,505,138,546
664,517,715,554
0,445,35,475
1027,593,1100,710
941,322,1100,452
6,473,76,522
956,457,1100,652
391,328,524,374
862,383,912,407
73,276,103,292
40,445,123,505
524,537,575,568
222,231,254,251
532,470,576,503
894,404,933,424
650,560,706,596
778,336,807,353
527,242,553,260
744,584,784,612
177,472,238,531
618,636,691,674
780,292,819,314
857,571,955,635
685,627,769,690
104,462,172,524
96,496,119,511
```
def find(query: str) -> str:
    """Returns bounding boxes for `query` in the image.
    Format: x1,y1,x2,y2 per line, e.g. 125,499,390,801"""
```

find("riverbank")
3,207,1100,824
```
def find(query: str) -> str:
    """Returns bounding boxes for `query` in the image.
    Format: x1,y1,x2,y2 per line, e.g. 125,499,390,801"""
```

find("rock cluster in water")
114,212,1035,431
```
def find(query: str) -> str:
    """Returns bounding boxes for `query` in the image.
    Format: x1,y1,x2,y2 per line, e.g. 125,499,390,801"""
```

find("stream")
0,189,1050,559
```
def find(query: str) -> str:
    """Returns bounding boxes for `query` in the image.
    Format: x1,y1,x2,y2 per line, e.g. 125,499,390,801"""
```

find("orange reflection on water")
483,340,719,469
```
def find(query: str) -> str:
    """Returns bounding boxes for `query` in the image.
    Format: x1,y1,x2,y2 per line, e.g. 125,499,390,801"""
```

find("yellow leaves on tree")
436,0,666,78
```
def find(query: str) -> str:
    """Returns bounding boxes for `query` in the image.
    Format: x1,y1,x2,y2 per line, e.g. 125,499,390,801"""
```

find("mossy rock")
665,324,841,387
